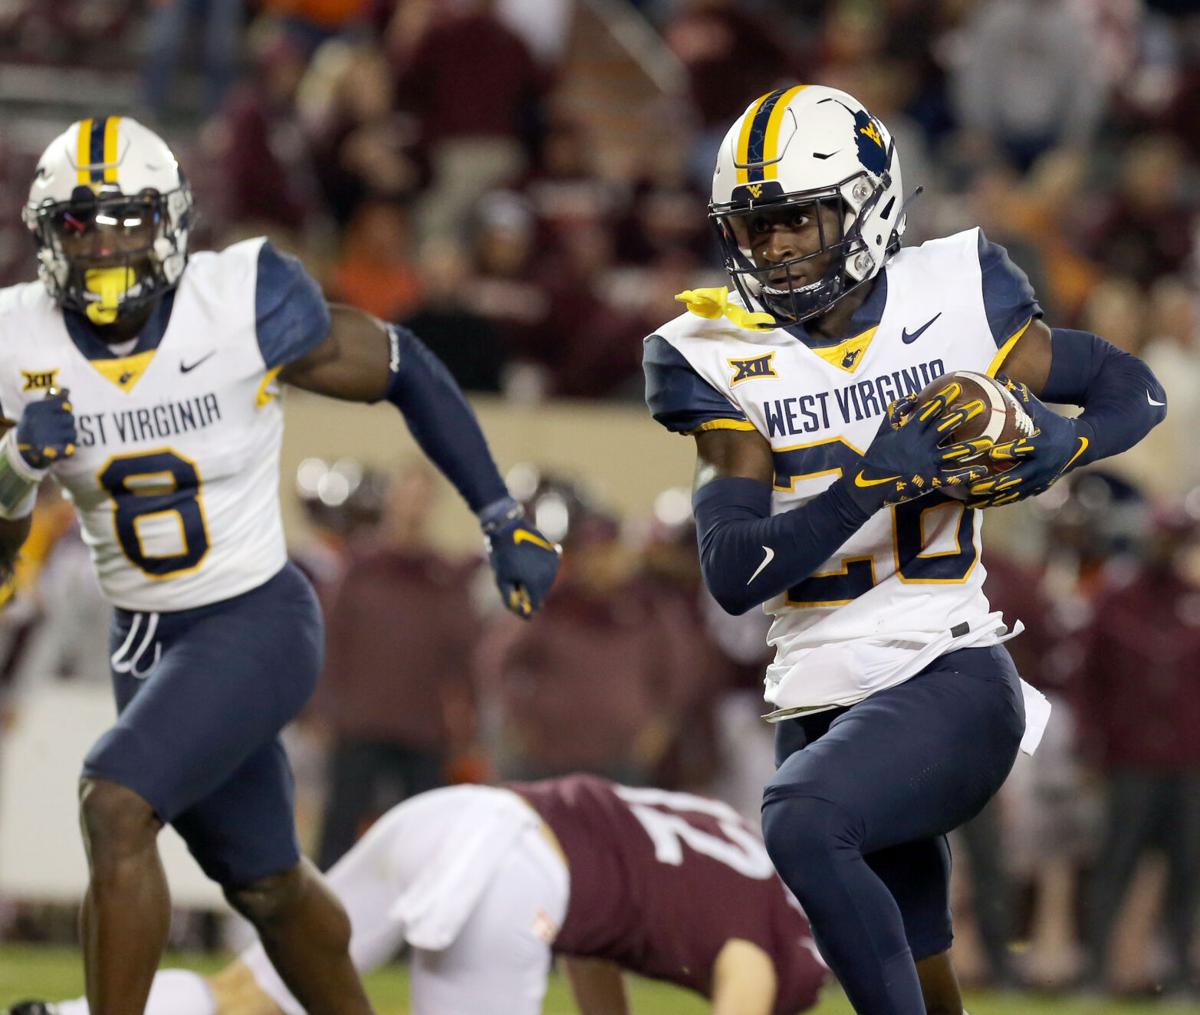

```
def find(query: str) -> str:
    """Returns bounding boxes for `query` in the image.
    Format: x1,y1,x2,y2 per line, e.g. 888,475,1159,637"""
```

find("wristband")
0,429,46,519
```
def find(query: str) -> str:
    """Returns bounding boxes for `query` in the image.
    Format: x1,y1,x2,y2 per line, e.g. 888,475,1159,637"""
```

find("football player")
10,775,828,1015
642,84,1166,1015
0,117,560,1015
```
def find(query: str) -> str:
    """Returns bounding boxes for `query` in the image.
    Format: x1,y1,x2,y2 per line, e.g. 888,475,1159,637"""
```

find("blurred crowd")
0,0,1199,1003
0,0,1198,406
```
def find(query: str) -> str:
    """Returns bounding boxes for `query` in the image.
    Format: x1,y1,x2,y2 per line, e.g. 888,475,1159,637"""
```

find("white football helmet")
22,115,193,323
710,84,907,325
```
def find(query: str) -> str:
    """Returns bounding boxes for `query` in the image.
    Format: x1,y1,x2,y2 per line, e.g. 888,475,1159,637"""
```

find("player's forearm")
383,325,509,513
694,475,871,615
1041,328,1167,468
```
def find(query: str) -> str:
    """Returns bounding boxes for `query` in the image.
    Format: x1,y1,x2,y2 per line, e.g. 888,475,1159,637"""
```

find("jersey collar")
782,272,888,349
63,290,176,362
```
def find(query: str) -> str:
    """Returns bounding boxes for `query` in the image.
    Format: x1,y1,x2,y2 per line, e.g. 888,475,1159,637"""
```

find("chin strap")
674,287,776,332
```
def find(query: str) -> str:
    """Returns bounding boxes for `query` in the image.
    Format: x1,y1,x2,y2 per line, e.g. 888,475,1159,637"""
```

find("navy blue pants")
83,562,323,887
761,645,1025,1015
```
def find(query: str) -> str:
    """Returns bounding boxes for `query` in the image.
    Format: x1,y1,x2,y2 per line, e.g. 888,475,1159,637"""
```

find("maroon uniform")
510,774,826,1014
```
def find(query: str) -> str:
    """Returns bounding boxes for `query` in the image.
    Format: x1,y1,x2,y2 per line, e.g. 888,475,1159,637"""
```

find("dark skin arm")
692,318,1055,491
279,303,392,400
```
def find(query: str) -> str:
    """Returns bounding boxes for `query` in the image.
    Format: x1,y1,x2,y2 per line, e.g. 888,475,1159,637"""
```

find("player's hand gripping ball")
911,371,1036,502
16,387,78,470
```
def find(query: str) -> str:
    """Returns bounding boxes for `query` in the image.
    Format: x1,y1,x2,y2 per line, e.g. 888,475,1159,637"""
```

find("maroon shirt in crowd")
1076,567,1200,770
394,10,548,147
511,774,826,1014
313,546,477,750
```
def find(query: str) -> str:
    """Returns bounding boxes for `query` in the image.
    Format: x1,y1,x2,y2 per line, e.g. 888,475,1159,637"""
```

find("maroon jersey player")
21,776,826,1015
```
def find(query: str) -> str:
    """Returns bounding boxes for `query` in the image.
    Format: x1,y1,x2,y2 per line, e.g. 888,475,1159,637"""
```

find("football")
914,370,1036,497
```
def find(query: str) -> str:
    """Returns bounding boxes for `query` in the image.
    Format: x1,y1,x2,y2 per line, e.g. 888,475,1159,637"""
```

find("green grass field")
0,944,1191,1014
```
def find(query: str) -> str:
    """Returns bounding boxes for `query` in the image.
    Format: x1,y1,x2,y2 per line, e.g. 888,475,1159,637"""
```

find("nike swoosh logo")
901,312,942,344
1147,390,1166,407
179,350,216,374
514,529,557,552
1063,436,1089,471
854,469,900,488
747,545,775,584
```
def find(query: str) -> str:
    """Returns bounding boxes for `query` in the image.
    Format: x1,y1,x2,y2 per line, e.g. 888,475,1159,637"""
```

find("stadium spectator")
328,199,423,322
312,462,480,869
1077,495,1200,1000
303,39,428,228
952,0,1107,172
205,19,322,239
389,0,550,244
475,474,689,784
140,0,243,121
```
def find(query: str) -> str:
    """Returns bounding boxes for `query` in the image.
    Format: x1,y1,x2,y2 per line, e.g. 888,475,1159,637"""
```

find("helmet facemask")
25,183,191,326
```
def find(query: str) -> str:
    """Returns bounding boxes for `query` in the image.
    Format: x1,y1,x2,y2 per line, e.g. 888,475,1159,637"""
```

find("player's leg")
869,837,964,1014
409,815,569,1015
76,778,169,1012
760,645,1024,1015
81,563,366,1014
222,858,368,1015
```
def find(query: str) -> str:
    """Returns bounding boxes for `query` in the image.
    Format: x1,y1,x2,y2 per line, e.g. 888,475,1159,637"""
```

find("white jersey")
645,228,1040,714
0,237,328,611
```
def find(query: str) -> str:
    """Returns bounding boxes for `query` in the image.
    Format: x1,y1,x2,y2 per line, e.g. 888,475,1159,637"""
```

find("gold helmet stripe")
75,118,94,186
735,85,808,184
761,84,808,180
103,116,122,184
735,91,774,184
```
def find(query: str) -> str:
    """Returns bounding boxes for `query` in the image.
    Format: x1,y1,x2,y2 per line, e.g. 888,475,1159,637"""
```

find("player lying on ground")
13,775,829,1015
0,116,560,1015
644,83,1165,1015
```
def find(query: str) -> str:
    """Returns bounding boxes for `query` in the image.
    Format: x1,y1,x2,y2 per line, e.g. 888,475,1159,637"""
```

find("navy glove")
967,375,1093,508
15,387,77,470
846,379,988,511
480,496,562,619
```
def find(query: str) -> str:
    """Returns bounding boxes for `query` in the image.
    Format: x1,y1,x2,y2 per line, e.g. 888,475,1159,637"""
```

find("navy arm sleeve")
978,229,1041,350
644,335,752,434
694,476,872,616
384,325,508,513
1041,328,1167,467
255,242,331,368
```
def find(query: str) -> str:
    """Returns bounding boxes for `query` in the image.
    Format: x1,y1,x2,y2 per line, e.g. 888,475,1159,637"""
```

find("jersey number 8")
98,448,210,578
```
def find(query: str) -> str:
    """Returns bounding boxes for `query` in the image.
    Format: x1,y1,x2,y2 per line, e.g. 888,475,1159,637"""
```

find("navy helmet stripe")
89,115,109,183
744,89,787,182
